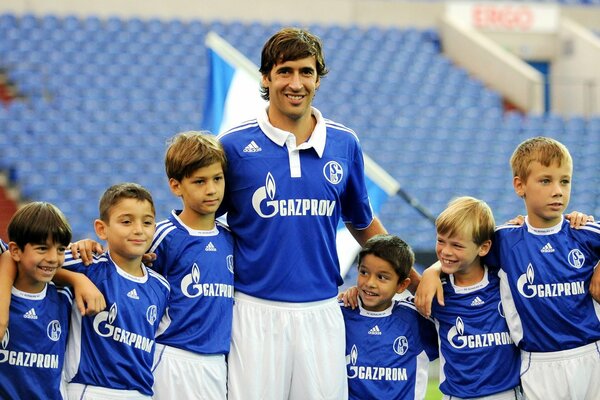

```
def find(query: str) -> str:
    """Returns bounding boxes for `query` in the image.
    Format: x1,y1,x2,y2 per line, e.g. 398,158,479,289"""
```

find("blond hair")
436,196,495,245
510,136,572,182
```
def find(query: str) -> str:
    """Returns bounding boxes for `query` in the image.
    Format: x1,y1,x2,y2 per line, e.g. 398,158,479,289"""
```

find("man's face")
261,56,320,127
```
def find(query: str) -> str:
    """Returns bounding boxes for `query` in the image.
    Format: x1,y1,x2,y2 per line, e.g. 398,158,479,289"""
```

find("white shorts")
66,383,150,400
520,340,600,400
442,387,523,400
152,343,227,400
227,293,348,400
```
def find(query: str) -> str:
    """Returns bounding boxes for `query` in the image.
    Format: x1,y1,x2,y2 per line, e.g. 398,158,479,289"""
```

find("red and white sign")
446,2,559,33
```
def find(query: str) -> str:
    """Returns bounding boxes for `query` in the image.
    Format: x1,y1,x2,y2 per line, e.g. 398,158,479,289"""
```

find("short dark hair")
165,131,227,182
357,234,414,281
259,27,328,101
8,202,72,250
99,183,155,222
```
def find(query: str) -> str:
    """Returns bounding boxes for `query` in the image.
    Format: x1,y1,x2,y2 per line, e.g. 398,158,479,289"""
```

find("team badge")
323,161,343,184
393,336,409,355
47,320,61,341
146,305,157,325
568,249,585,269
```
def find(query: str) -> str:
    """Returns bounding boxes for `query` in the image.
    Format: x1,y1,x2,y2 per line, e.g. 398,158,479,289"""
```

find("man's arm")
346,217,421,292
0,251,17,339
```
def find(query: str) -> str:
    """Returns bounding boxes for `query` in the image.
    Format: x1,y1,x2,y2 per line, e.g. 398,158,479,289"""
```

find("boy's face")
169,162,225,218
262,56,320,126
513,160,572,228
9,238,66,293
436,230,490,276
357,254,408,312
94,198,155,265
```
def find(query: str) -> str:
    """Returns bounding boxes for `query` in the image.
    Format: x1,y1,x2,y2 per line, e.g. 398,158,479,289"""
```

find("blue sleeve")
340,139,373,229
61,250,88,274
418,315,439,361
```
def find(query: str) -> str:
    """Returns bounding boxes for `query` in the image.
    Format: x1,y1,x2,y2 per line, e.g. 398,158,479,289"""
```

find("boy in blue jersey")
0,202,73,400
341,234,438,400
417,137,600,400
148,131,234,399
217,27,420,400
61,183,170,399
433,196,522,400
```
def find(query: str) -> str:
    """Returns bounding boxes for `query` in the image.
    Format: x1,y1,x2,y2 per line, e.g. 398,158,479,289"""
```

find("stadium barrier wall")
439,15,545,114
1,0,600,30
551,17,600,116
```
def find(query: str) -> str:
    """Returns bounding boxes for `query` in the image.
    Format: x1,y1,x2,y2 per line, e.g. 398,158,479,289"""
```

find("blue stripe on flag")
202,48,235,134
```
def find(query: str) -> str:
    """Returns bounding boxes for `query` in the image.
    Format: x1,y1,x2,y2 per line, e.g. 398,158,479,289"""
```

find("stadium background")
1,1,599,398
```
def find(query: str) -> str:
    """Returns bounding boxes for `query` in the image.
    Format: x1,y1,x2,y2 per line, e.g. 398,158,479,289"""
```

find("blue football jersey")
341,299,438,400
218,106,374,302
62,252,170,396
432,267,521,398
149,211,234,354
0,284,72,400
486,217,600,352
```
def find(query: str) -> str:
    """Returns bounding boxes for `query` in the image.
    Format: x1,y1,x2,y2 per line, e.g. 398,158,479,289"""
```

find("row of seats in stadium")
0,13,598,249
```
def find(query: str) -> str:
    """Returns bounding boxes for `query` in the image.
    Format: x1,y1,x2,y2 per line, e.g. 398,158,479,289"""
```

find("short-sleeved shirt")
341,299,439,400
0,283,72,400
432,267,521,398
218,106,374,302
62,252,170,396
486,217,600,352
149,210,234,355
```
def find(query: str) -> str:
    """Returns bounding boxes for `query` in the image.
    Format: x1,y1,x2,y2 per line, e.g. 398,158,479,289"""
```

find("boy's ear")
396,277,411,294
513,176,525,198
168,178,182,197
94,219,108,241
478,240,492,257
8,242,21,262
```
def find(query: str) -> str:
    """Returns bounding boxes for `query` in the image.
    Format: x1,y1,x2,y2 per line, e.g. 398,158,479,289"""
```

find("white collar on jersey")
449,265,490,294
525,215,564,235
12,284,48,300
357,297,395,318
257,105,327,158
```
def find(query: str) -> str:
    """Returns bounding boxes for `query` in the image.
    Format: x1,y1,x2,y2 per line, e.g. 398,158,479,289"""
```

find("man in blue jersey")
432,197,522,399
0,202,73,399
60,183,170,399
341,234,438,400
217,27,420,400
417,137,600,400
149,131,234,399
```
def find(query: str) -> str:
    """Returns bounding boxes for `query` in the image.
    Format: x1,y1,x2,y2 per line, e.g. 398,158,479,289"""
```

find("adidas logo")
243,141,262,153
470,296,485,306
541,243,555,253
205,242,217,252
368,325,382,335
24,308,38,320
127,289,140,299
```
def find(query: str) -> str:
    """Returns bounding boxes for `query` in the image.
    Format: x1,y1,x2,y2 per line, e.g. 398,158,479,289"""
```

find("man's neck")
268,109,316,145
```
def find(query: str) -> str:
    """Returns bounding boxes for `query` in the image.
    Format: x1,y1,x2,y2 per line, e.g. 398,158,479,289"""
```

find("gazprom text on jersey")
0,350,59,369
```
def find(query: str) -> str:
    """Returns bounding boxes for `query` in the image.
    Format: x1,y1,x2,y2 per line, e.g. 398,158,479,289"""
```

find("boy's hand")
415,265,444,318
70,239,104,265
505,215,525,225
142,252,157,267
338,286,359,309
72,274,106,316
591,263,600,303
565,211,594,229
